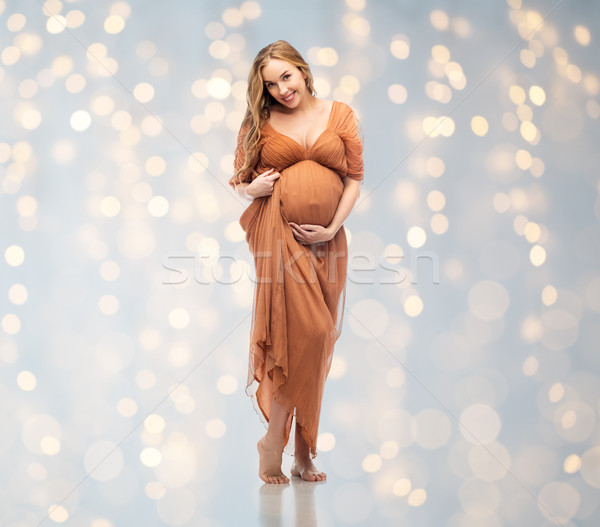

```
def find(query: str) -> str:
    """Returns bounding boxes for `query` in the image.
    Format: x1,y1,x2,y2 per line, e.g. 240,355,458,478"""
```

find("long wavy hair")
233,40,317,186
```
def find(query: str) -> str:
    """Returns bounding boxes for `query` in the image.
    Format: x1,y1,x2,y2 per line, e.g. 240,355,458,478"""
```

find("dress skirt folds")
229,101,364,459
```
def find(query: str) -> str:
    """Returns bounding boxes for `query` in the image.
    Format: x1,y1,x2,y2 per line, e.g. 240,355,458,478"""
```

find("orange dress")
229,100,364,459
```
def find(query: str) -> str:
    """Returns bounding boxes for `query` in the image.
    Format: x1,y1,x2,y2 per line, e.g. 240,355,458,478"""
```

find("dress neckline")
264,100,337,152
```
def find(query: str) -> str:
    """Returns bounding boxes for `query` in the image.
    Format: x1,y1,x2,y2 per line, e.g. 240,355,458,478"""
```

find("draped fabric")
229,101,364,459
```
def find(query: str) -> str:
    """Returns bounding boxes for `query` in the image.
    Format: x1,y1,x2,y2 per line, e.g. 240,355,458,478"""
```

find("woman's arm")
325,177,362,237
233,182,253,201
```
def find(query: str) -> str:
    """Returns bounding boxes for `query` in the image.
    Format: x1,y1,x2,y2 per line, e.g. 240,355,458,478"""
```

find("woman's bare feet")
257,435,290,484
291,425,327,481
290,456,327,481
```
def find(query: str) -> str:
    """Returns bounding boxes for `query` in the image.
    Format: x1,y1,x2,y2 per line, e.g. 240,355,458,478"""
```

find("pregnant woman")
229,40,364,484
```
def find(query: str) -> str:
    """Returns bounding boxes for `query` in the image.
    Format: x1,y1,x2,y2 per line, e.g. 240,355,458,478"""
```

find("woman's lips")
282,91,295,102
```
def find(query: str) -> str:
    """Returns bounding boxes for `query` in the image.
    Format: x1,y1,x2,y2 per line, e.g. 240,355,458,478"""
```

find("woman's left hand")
288,222,334,245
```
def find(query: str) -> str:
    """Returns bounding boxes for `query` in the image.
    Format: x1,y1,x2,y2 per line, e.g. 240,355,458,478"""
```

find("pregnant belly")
279,160,344,226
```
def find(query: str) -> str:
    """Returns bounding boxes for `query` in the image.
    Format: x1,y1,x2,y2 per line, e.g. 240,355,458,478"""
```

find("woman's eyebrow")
264,70,290,83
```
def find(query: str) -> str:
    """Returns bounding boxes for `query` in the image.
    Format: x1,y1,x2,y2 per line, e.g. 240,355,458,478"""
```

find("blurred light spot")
47,15,67,34
317,432,336,452
343,13,370,36
21,107,42,130
41,435,61,455
451,16,471,37
362,454,382,473
408,488,427,506
17,370,36,391
425,81,452,103
206,419,227,439
390,34,410,59
66,73,86,93
47,505,68,522
207,76,231,99
426,156,445,177
145,481,166,500
554,401,595,441
22,414,62,454
385,368,405,388
111,110,132,130
217,374,237,394
468,280,509,321
427,190,446,211
502,111,519,131
471,115,488,136
140,447,162,467
328,356,347,379
515,149,532,169
380,441,399,459
523,355,539,376
168,308,190,329
493,192,510,213
117,397,137,417
459,479,500,516
66,9,85,28
520,120,538,142
407,226,426,248
136,369,156,389
317,47,338,66
104,15,125,34
99,294,119,315
520,48,536,67
542,284,557,306
432,44,450,63
529,85,546,105
430,9,449,30
393,478,411,496
580,447,600,488
145,414,166,434
2,313,21,334
468,442,511,481
222,8,243,27
9,283,28,304
509,85,526,104
205,21,225,40
349,299,388,338
100,196,120,217
537,481,580,523
524,221,541,242
548,382,564,402
69,110,91,131
460,403,501,444
574,25,591,46
564,454,581,474
7,13,26,31
148,196,169,217
404,295,423,317
134,82,154,102
209,40,230,60
28,462,47,481
529,244,546,266
516,103,533,122
100,261,120,282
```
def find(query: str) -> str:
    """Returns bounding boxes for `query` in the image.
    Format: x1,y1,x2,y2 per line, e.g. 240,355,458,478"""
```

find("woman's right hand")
245,168,280,198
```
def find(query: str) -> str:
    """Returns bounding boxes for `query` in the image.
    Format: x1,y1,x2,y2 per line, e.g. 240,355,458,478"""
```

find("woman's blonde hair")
233,40,317,185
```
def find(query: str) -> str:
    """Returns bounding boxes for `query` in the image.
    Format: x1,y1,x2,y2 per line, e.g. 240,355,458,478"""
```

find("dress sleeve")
228,124,253,189
338,103,364,181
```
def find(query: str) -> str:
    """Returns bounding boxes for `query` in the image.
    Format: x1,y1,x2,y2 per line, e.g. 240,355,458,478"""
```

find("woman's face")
261,58,308,107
